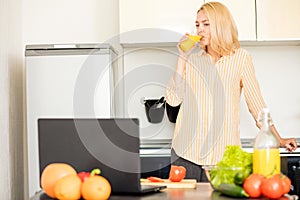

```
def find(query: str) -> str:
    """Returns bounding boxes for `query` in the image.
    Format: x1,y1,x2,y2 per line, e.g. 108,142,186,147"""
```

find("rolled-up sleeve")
166,70,186,106
241,53,267,127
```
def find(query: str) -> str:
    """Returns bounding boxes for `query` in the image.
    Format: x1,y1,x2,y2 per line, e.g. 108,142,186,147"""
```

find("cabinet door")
257,0,300,40
119,0,204,43
205,0,256,41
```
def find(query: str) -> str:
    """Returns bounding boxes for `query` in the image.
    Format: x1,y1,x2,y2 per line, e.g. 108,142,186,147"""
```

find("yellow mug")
180,35,201,52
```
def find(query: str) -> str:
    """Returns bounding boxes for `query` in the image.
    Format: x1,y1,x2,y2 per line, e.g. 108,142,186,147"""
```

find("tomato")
77,171,90,182
243,173,265,198
147,176,165,182
280,174,292,194
261,174,284,199
78,169,102,182
169,165,186,182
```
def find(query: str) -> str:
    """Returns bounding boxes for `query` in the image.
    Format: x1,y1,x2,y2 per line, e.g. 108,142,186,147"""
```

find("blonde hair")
198,2,240,56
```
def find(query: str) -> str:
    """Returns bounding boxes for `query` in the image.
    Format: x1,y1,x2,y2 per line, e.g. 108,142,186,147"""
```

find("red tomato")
77,171,90,182
280,174,292,194
169,165,186,182
147,176,165,182
243,173,265,198
261,174,284,199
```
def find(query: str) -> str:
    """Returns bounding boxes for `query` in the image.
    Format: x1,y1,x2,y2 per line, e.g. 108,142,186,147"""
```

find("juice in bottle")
253,108,280,177
253,148,280,177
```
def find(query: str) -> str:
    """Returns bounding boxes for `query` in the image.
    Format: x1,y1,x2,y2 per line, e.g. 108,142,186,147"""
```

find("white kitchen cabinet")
23,0,119,44
205,0,256,41
119,0,204,43
257,0,300,40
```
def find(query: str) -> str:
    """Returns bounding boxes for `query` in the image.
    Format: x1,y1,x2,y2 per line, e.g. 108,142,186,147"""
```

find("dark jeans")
171,149,209,182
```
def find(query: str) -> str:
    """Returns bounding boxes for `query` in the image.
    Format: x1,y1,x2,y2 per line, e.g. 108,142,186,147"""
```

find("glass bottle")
253,108,280,177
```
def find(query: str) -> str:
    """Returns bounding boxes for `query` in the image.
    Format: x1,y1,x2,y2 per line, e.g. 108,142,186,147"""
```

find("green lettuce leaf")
210,145,252,189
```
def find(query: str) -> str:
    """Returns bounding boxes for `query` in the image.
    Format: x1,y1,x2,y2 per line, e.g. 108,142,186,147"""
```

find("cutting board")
140,179,197,189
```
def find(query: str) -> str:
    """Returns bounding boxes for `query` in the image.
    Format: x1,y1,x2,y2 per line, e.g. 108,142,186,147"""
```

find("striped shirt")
166,48,266,165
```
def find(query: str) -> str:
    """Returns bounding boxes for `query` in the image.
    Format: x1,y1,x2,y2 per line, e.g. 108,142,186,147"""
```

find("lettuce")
210,145,252,189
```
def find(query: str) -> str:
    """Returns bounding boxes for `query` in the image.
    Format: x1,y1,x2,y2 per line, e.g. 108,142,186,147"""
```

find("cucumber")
218,183,249,198
234,172,246,185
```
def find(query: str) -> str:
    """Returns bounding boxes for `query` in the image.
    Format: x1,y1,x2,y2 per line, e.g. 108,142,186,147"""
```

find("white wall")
0,0,24,199
123,47,178,140
241,46,300,139
122,45,300,141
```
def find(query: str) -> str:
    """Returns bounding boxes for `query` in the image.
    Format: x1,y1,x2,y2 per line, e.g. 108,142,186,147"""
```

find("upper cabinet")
205,0,256,41
23,0,120,44
120,0,300,44
119,0,204,44
256,0,300,40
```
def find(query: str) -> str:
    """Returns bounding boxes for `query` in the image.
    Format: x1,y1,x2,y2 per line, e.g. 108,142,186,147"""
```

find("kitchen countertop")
28,183,214,200
30,183,295,200
139,138,300,157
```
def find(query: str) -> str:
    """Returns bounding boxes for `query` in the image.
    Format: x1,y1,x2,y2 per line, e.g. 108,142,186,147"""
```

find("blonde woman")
166,2,297,182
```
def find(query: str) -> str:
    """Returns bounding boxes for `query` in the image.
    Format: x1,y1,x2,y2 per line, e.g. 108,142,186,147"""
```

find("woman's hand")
279,138,297,152
270,125,297,152
177,34,199,59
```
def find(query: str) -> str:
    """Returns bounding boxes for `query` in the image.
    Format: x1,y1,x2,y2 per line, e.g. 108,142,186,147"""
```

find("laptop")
38,118,166,195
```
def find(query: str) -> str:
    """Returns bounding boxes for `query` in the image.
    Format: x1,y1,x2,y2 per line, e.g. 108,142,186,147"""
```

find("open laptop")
38,118,166,195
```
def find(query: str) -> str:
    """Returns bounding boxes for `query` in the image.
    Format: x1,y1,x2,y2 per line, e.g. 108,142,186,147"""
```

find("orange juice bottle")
253,108,280,177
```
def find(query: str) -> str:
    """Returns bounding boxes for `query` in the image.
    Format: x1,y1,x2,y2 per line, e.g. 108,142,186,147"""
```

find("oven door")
140,139,172,179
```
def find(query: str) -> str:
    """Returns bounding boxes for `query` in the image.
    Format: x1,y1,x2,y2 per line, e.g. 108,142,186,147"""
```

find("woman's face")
196,9,211,46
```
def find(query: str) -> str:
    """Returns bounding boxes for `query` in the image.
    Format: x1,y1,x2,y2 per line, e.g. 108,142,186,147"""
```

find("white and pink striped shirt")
166,48,266,165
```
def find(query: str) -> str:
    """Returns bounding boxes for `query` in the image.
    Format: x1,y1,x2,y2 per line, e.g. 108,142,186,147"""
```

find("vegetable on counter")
260,173,291,199
233,172,246,185
169,165,187,182
77,171,90,182
243,173,292,199
147,176,165,182
280,174,292,194
218,183,249,198
77,168,100,182
243,173,264,198
210,145,252,189
207,145,293,199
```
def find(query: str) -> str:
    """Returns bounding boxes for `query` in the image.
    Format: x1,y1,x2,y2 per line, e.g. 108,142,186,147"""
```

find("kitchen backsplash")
121,45,300,141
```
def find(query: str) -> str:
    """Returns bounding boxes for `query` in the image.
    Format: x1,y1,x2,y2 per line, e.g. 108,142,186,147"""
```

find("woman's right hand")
177,34,199,59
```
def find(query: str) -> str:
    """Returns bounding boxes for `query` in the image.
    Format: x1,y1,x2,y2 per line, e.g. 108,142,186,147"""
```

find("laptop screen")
38,118,142,193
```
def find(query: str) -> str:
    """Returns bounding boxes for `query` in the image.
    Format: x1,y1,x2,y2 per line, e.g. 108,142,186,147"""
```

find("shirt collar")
198,48,206,56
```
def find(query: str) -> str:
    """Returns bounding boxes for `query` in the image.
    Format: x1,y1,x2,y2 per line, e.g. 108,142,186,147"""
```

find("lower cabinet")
140,156,171,179
281,156,300,195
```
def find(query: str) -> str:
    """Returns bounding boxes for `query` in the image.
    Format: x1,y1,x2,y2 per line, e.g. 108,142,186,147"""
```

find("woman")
166,2,297,182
